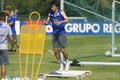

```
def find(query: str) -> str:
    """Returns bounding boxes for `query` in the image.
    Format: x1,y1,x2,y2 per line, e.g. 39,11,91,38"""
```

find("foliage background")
0,0,53,20
1,0,120,20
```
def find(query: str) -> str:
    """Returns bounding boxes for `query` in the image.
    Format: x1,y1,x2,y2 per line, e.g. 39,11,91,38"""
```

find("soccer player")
43,1,70,71
5,7,19,52
0,12,13,80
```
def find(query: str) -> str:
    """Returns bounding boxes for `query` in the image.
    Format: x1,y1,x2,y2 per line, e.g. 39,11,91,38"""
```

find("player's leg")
13,35,19,48
7,36,14,52
61,48,69,71
0,50,9,79
61,48,68,60
1,65,6,79
10,41,14,51
59,34,68,59
8,35,15,52
52,35,64,71
59,34,70,71
52,35,60,60
53,48,60,60
12,35,19,52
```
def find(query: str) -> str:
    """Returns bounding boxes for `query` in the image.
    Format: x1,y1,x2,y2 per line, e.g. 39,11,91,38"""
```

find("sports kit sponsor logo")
64,22,120,35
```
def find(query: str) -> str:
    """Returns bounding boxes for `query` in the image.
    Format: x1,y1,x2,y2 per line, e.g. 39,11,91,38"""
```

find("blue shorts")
0,50,9,65
52,34,67,48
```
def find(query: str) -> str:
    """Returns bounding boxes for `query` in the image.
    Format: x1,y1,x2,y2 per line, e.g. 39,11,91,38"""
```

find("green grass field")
7,35,120,80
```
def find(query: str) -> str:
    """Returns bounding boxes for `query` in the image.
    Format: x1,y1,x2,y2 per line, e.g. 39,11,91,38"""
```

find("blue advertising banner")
46,22,120,35
16,21,120,35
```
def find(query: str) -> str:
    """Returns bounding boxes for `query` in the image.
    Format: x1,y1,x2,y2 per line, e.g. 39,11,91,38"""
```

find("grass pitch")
7,35,120,80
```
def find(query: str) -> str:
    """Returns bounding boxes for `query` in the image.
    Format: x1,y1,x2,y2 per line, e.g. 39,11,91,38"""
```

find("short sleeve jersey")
0,22,12,49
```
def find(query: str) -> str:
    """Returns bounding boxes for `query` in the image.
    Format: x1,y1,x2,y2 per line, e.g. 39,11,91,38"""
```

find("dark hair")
0,12,6,21
51,0,60,7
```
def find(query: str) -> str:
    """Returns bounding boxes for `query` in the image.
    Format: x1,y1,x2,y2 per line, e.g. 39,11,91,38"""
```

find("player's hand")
42,19,47,25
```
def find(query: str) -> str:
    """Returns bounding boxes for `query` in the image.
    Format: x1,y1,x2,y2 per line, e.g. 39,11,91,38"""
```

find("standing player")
43,1,69,71
5,7,19,52
0,12,13,80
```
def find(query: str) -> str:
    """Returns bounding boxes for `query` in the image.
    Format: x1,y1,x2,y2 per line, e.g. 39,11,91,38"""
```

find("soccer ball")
105,51,111,57
48,49,53,54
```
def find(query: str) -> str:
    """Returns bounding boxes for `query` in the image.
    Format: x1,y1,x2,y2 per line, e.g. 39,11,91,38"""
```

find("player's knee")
61,48,66,52
54,48,59,53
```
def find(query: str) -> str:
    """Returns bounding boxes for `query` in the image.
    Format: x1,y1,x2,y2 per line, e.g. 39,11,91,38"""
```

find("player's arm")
43,13,50,25
60,11,69,23
9,35,14,44
8,26,14,44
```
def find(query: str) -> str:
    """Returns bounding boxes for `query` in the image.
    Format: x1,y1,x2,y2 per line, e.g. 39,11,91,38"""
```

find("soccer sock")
65,59,69,63
59,59,64,71
59,59,64,64
65,59,70,71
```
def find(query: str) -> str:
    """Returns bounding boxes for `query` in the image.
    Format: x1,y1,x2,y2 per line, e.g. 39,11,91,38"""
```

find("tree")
2,0,52,20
